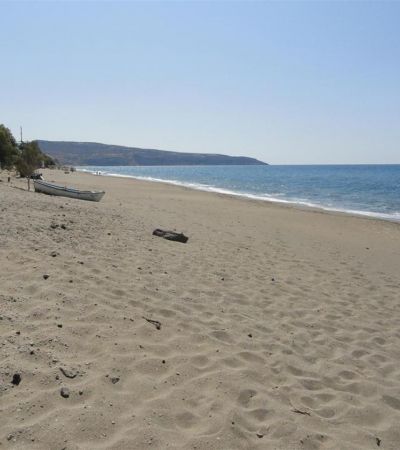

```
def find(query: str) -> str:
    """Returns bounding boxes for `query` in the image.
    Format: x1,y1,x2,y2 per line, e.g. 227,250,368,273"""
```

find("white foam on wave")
77,168,400,223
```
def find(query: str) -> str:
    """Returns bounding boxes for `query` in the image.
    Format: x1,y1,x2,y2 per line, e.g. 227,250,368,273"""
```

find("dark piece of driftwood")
60,367,78,379
143,316,162,330
152,229,188,243
292,408,311,416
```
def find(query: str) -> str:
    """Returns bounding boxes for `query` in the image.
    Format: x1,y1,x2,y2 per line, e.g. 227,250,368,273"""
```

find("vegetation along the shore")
0,124,54,177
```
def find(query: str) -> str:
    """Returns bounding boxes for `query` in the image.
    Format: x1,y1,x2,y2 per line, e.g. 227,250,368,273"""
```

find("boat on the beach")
33,179,105,202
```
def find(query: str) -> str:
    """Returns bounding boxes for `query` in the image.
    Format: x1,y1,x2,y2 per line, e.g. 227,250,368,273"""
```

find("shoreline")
76,167,400,225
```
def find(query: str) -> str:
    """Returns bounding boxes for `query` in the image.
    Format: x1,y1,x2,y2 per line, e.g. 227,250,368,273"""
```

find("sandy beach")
1,169,400,450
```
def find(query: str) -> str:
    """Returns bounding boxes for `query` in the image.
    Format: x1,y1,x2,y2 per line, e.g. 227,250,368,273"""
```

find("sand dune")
1,170,400,449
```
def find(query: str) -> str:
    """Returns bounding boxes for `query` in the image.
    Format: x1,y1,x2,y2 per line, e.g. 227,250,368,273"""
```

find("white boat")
33,179,105,202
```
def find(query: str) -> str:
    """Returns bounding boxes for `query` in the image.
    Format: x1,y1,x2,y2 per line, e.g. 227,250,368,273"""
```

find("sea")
78,165,400,222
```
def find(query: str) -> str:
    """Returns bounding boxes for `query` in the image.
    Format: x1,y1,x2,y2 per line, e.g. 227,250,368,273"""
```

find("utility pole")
20,126,23,144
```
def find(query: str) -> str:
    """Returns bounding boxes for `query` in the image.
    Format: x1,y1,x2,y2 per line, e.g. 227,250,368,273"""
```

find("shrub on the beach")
0,123,55,175
15,141,51,177
0,124,19,169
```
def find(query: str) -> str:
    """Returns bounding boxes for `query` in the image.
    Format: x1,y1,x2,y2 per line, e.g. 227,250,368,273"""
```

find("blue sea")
78,165,400,222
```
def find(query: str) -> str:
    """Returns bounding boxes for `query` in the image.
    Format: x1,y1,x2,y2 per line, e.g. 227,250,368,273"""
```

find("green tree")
0,124,19,169
15,141,54,177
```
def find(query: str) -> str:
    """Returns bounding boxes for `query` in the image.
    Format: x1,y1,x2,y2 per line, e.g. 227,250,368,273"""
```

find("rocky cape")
36,140,267,166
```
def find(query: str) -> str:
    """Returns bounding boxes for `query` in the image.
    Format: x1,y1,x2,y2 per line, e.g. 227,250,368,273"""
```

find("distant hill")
36,140,267,166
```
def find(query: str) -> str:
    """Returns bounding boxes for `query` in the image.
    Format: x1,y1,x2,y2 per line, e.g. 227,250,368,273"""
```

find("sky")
1,1,399,164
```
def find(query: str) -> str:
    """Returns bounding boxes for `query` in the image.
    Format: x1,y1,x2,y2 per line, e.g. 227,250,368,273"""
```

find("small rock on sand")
60,387,70,398
12,373,21,386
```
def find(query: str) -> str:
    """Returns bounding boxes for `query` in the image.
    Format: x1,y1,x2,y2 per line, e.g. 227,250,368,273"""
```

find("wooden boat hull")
33,180,105,202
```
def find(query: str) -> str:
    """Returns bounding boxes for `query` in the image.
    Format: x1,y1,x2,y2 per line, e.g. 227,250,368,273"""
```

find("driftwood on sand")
152,229,188,243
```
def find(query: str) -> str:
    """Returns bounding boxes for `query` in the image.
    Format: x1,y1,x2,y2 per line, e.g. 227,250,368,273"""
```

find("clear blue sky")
1,1,399,164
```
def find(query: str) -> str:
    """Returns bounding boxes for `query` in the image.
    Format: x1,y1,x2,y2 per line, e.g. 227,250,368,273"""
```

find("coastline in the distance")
36,140,268,167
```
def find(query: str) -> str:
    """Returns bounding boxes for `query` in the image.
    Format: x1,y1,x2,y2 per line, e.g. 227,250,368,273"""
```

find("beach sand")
1,169,400,449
